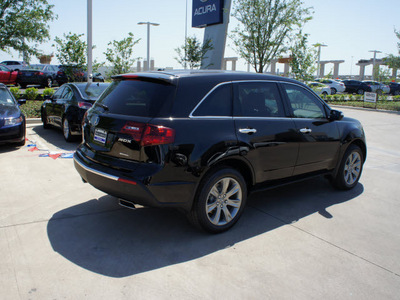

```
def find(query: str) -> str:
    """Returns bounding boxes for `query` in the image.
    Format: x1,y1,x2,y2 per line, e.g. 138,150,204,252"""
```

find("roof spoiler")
111,72,177,85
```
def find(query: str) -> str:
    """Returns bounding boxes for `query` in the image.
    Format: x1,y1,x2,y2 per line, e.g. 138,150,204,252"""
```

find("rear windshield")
77,83,109,100
96,80,175,117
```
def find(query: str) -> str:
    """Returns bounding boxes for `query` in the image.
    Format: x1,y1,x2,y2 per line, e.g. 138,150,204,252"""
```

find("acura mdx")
74,71,366,233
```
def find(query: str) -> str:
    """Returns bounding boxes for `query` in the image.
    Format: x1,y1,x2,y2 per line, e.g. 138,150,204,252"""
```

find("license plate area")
94,128,107,145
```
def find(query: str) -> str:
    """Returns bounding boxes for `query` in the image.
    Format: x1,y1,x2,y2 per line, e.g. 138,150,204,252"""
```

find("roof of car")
114,70,303,85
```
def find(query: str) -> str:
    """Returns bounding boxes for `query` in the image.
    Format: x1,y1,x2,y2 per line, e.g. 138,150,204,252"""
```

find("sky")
1,0,399,77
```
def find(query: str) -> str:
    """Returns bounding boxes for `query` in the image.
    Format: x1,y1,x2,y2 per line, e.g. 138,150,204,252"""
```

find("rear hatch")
81,74,177,169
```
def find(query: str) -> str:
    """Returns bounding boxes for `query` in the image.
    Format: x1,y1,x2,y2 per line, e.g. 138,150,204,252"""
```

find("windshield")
96,80,175,117
0,89,16,105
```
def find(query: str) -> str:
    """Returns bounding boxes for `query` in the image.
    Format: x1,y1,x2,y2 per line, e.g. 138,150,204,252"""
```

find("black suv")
74,71,366,233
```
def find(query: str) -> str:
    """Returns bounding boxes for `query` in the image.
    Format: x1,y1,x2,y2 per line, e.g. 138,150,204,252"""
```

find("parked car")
307,82,331,95
0,64,18,85
0,83,26,146
56,65,104,85
341,80,372,95
17,64,59,88
388,82,400,95
0,60,26,71
315,78,346,94
41,82,110,141
73,71,367,233
362,81,390,95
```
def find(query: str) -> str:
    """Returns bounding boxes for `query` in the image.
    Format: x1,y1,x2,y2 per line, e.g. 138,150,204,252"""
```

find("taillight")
78,102,92,109
120,122,175,146
141,124,175,146
35,72,44,76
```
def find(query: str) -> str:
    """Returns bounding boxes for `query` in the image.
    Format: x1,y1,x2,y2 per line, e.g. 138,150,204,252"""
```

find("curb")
26,118,42,125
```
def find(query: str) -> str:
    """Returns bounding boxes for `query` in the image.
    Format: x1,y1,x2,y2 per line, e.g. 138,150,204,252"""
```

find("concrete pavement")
1,107,399,299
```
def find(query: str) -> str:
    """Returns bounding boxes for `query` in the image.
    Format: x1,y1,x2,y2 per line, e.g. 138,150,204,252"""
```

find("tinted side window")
192,84,232,117
61,87,74,100
53,87,65,98
234,82,285,117
282,84,326,119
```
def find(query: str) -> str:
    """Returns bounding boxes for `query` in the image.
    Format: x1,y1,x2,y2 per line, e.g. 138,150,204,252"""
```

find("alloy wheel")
205,177,242,226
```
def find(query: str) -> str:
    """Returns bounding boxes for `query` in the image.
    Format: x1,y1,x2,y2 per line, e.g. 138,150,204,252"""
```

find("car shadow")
0,144,24,153
31,125,80,151
47,177,363,278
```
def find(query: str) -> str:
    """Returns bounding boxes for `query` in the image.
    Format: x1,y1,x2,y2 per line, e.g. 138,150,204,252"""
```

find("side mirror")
329,109,344,121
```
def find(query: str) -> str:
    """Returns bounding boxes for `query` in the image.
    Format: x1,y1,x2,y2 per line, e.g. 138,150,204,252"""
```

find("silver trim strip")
74,156,119,181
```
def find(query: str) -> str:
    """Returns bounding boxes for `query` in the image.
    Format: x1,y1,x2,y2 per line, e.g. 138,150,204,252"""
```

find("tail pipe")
119,199,136,210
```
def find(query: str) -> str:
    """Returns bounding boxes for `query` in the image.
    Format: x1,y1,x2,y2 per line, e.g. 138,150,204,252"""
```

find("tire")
46,77,53,88
357,89,364,95
62,117,74,142
41,109,50,129
332,144,364,190
322,91,328,96
188,167,247,233
20,84,27,89
330,88,337,95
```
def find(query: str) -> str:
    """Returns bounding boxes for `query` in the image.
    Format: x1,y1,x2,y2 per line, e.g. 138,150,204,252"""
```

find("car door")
0,65,11,83
45,86,64,125
280,83,341,176
233,81,299,183
53,86,74,127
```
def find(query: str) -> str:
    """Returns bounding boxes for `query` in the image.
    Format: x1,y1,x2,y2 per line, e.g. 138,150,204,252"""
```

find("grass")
325,100,400,111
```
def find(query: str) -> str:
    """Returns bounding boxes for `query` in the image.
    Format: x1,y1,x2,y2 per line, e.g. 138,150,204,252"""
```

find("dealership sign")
192,0,224,28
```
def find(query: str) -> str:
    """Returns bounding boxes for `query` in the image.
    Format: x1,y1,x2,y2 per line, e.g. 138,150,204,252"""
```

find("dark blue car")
0,83,26,146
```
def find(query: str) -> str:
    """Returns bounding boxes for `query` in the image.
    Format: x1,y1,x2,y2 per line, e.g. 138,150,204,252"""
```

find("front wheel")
188,167,247,233
330,88,337,95
332,144,364,190
357,89,364,95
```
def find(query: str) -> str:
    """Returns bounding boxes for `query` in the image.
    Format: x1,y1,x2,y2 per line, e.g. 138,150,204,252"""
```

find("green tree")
0,0,57,61
104,32,140,76
231,0,313,73
384,28,400,79
54,32,87,81
175,36,213,69
289,31,317,81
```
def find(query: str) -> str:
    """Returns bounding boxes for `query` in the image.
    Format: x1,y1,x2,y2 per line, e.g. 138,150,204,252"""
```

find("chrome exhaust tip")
119,199,136,210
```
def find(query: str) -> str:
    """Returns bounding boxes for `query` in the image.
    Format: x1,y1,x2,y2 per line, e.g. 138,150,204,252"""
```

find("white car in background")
315,78,346,94
307,82,331,96
362,81,390,95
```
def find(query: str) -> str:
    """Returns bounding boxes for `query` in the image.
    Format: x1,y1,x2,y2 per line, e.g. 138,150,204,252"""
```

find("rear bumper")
73,150,195,210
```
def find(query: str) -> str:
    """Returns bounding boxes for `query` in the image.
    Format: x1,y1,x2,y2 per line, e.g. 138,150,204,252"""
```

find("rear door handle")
239,128,257,134
299,128,312,134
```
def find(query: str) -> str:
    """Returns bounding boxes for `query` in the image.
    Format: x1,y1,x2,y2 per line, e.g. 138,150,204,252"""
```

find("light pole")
313,43,327,78
369,50,382,81
87,0,92,83
138,22,160,71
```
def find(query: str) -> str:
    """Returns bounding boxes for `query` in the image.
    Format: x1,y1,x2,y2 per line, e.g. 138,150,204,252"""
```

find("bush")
24,87,39,100
43,88,55,98
20,101,43,118
9,87,21,99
